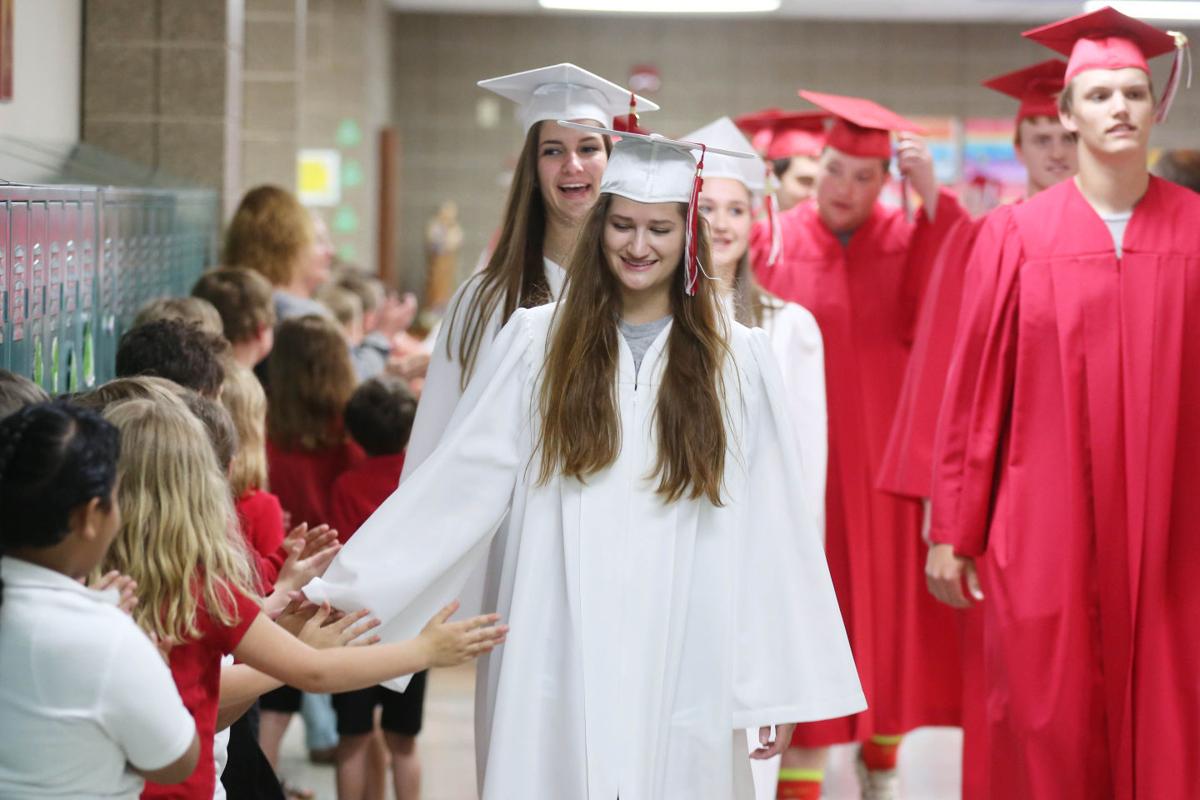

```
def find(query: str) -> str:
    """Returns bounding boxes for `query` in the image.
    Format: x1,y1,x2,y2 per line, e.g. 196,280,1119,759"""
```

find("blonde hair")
132,296,224,337
315,285,363,329
221,363,269,497
102,397,259,643
223,185,314,287
72,375,191,412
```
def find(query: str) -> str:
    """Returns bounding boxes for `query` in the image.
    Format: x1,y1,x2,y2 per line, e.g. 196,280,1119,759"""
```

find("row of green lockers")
0,185,220,394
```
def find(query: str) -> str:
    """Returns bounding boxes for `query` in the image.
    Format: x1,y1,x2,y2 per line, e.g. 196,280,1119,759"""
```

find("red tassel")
627,91,638,133
1156,31,1191,124
685,145,707,296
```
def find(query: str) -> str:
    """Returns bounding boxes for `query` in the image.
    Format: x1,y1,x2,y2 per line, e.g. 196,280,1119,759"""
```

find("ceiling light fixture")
539,0,781,13
1082,1,1200,22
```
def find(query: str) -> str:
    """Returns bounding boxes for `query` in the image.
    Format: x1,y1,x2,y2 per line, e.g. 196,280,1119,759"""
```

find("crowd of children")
0,184,500,800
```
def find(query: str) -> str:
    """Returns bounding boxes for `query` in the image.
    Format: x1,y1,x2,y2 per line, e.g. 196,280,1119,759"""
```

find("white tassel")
685,145,707,296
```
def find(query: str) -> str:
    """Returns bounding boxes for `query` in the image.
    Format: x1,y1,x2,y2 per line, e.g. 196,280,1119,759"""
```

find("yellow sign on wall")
297,149,341,207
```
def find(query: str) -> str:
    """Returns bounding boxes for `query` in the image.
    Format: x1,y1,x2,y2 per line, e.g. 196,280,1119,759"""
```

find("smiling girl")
407,64,657,473
687,117,827,536
304,126,863,800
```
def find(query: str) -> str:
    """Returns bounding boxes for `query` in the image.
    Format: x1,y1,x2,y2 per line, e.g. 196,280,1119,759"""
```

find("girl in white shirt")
0,402,200,798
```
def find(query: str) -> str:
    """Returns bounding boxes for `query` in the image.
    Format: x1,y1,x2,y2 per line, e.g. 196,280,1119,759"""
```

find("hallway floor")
278,664,963,799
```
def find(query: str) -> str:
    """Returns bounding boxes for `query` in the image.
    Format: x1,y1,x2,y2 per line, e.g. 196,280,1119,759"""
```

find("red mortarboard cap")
734,108,829,159
982,59,1069,123
797,90,923,160
1023,6,1178,82
1023,6,1190,122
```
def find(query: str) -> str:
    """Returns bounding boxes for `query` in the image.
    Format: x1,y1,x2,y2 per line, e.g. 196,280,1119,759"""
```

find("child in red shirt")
261,314,364,768
329,375,417,542
222,362,289,590
265,315,365,532
329,375,422,800
100,394,507,800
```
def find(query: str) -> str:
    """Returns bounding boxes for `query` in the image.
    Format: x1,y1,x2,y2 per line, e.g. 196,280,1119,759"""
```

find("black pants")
220,705,285,800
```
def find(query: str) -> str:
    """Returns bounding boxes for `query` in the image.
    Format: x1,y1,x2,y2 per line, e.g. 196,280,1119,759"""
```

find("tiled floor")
277,665,963,799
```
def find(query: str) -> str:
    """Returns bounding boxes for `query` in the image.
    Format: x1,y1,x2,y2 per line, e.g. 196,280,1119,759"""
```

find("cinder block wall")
389,12,1199,297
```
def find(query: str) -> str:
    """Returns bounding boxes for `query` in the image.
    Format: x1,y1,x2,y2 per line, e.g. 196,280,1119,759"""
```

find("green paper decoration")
342,159,364,188
336,119,363,148
333,205,359,234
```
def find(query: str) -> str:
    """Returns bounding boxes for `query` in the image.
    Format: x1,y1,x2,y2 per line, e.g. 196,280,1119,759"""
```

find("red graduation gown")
877,214,984,500
930,177,1200,800
752,191,966,745
873,212,989,798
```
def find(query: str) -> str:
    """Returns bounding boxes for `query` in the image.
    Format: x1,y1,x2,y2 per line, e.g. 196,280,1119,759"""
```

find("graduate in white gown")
406,64,659,472
687,116,827,535
686,116,829,800
304,126,864,800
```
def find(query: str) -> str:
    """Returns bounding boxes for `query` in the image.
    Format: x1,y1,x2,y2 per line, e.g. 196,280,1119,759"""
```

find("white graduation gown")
304,304,864,800
403,258,565,617
404,258,566,475
761,297,827,537
746,297,828,800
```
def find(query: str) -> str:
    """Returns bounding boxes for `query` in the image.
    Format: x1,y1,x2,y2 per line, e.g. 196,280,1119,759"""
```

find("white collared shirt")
0,557,195,798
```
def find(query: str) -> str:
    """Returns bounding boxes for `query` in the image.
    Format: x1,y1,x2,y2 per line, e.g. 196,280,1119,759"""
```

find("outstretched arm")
303,308,536,690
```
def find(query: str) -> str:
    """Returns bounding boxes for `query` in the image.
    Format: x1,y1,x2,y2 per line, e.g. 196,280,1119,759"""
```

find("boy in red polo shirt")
329,375,423,800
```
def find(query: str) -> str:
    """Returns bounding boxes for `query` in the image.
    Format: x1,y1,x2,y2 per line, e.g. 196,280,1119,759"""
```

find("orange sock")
776,768,823,799
861,734,903,771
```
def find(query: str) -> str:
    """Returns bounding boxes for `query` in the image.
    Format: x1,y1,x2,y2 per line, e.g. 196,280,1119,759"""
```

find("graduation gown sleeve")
731,330,865,729
928,209,1021,557
764,300,828,535
900,188,969,343
877,215,983,499
303,308,535,689
402,276,485,476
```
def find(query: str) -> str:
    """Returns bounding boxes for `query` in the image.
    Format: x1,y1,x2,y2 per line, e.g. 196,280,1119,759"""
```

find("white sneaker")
855,751,900,800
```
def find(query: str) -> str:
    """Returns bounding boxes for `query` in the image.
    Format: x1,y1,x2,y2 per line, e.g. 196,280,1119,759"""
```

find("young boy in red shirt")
329,375,422,800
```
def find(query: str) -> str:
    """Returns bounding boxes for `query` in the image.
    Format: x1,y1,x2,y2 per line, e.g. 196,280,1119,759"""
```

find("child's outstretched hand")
282,523,340,561
275,530,341,592
297,603,382,650
88,570,139,615
417,600,508,668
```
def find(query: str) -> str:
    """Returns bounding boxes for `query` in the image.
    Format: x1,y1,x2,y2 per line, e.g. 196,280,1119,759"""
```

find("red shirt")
141,585,260,800
267,439,365,533
329,452,407,544
235,489,286,591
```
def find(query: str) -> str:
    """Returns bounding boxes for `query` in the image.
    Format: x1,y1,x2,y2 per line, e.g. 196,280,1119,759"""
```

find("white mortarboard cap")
682,117,766,196
558,121,756,204
559,121,755,295
478,63,660,134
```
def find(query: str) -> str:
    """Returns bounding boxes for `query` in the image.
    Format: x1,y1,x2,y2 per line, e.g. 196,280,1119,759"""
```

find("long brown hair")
537,195,730,505
267,315,356,451
447,122,610,388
